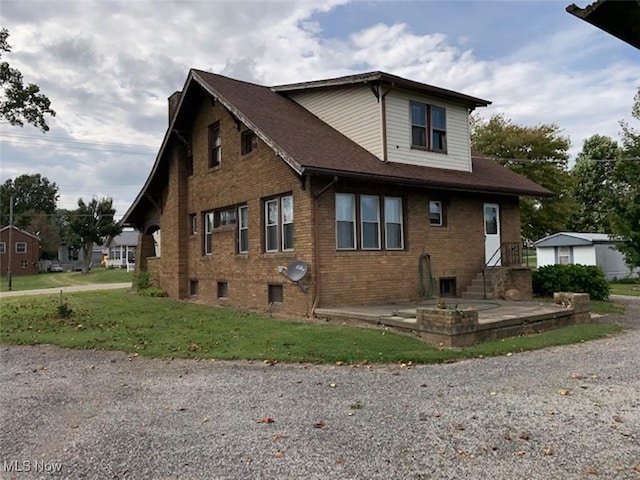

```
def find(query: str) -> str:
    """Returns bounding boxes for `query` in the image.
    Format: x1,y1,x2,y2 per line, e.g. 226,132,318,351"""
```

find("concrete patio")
315,293,591,347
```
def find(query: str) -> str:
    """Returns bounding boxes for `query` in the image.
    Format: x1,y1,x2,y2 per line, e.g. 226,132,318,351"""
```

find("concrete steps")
461,273,495,300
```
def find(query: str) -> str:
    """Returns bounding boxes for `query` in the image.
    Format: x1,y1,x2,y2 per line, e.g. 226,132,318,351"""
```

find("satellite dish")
286,260,308,282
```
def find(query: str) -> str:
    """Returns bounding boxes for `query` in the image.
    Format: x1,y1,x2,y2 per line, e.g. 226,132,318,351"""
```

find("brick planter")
416,307,479,347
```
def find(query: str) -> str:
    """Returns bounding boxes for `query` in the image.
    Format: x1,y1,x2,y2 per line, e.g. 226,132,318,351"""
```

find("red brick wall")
0,228,40,276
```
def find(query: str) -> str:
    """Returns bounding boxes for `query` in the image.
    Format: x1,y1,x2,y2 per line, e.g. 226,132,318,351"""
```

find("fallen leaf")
274,450,284,458
259,416,274,423
546,410,556,415
506,352,513,357
313,422,327,429
490,391,498,396
201,417,209,423
613,415,623,423
584,466,597,475
558,389,570,396
542,448,553,456
519,433,530,441
335,456,346,465
515,450,526,456
328,383,337,388
570,373,585,380
272,434,282,442
454,424,465,431
634,465,640,473
335,361,344,366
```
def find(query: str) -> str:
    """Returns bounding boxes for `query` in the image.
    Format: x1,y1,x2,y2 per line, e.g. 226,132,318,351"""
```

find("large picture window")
264,194,293,252
336,193,404,251
410,101,447,153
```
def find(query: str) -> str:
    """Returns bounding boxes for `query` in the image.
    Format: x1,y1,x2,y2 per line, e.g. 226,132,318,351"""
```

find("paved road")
0,299,638,480
0,282,131,298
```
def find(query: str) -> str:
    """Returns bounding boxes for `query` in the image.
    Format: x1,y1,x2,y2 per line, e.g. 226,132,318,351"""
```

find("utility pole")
7,194,14,291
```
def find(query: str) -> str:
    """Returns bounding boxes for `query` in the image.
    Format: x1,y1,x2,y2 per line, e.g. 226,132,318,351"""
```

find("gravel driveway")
1,299,639,480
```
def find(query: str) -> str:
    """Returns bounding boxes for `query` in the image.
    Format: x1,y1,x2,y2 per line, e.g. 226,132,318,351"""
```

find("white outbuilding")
534,232,639,280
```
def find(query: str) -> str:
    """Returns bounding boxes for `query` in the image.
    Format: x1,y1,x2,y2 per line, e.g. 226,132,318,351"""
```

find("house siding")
287,86,383,159
385,90,472,171
0,228,40,276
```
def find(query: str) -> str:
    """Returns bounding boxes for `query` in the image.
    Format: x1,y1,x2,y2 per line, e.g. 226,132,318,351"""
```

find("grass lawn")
0,290,623,364
0,268,132,292
609,283,640,297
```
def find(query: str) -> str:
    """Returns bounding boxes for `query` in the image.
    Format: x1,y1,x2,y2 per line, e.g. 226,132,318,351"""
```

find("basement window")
268,284,283,304
190,279,199,296
439,277,456,297
217,281,228,299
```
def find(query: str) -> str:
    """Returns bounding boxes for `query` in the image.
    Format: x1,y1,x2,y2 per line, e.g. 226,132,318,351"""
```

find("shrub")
133,271,153,291
532,264,609,300
138,286,168,298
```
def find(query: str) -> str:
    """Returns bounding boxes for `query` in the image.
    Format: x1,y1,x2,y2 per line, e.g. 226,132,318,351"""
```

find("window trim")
238,205,249,254
429,200,444,227
263,194,294,253
360,194,381,250
189,213,197,235
208,122,221,168
410,101,447,153
203,211,214,255
336,193,405,251
15,242,27,254
384,196,404,250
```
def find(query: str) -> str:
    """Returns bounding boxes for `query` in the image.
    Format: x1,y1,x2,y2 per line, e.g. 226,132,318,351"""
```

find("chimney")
168,91,182,123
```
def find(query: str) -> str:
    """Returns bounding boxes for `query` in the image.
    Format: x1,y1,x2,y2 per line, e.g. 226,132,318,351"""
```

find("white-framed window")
214,207,236,228
557,246,572,265
336,193,356,250
360,195,380,250
410,101,447,153
238,205,249,254
16,242,26,254
0,242,5,254
204,211,214,255
384,197,404,249
336,193,405,251
429,200,443,226
264,195,293,253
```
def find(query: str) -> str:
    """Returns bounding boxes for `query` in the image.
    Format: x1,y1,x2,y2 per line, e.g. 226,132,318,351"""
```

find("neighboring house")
122,70,551,316
57,243,103,270
0,226,40,276
104,230,138,269
566,0,640,50
534,232,639,280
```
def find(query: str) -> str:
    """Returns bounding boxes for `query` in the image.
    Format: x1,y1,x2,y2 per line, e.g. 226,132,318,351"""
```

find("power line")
0,132,157,151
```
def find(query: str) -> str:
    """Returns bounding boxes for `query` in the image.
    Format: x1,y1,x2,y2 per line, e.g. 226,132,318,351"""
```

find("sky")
1,0,638,218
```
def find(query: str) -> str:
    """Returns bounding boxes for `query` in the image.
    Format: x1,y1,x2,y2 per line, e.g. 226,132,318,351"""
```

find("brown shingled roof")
123,70,551,227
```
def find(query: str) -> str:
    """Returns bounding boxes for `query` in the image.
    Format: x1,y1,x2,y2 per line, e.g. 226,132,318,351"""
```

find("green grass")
590,299,626,314
0,290,623,364
609,283,640,297
0,268,132,292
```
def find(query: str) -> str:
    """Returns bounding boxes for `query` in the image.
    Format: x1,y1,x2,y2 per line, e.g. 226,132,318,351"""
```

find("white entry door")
484,203,501,266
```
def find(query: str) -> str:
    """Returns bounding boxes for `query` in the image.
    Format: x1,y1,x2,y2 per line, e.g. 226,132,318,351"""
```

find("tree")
471,114,575,242
1,28,55,132
610,88,640,270
0,174,59,227
65,197,122,273
568,135,621,233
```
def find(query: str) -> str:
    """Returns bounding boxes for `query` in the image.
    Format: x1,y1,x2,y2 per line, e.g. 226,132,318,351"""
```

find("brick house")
122,70,551,316
0,226,40,276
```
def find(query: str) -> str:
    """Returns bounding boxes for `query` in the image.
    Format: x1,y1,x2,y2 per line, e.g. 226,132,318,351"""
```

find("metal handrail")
482,242,523,299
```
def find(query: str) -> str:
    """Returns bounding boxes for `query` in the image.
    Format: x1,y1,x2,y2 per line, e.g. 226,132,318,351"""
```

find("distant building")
0,226,40,276
534,232,639,280
104,230,138,269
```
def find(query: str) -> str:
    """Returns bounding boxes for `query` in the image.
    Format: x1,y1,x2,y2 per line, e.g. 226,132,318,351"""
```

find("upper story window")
16,242,27,254
264,194,293,253
410,101,447,153
208,122,221,168
336,193,404,251
241,130,258,155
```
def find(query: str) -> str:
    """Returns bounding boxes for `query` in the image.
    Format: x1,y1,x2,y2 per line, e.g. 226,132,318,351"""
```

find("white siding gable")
287,86,383,159
385,90,472,172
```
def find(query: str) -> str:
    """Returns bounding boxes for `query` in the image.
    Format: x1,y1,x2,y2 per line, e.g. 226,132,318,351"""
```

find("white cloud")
1,0,638,215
